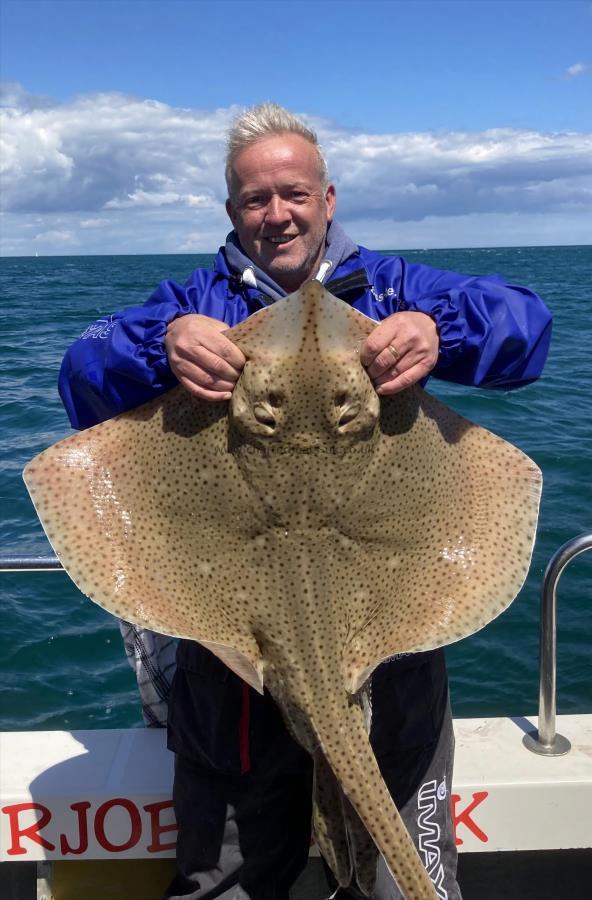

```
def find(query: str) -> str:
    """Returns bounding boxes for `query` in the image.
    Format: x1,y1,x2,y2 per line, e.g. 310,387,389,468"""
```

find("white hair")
225,102,329,197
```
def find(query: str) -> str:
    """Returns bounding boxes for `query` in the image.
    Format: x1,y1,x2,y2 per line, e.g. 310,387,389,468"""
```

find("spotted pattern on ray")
23,281,541,899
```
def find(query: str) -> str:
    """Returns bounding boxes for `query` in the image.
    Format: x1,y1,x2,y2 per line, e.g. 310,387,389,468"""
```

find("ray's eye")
253,403,277,430
338,408,359,427
334,391,361,428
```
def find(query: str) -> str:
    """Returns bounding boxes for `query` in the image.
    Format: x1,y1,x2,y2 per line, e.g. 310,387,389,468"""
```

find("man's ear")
325,183,336,221
225,198,237,227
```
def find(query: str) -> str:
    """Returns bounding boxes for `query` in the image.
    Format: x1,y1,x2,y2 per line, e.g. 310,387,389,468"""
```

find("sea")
1,246,590,732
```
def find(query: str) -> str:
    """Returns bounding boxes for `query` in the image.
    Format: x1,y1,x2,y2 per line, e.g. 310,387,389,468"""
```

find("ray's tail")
311,700,439,900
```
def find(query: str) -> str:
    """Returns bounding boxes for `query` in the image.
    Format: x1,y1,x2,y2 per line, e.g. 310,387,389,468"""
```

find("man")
59,103,552,900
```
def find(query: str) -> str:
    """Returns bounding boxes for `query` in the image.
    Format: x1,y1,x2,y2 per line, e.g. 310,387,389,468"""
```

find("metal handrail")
523,532,592,757
0,555,63,571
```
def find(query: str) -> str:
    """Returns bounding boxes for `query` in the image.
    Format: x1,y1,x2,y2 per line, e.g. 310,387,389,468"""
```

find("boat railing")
2,533,592,755
0,556,63,571
522,532,592,757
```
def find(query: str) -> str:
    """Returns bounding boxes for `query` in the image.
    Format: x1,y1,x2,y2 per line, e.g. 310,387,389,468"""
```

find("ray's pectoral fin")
23,385,266,693
340,389,542,695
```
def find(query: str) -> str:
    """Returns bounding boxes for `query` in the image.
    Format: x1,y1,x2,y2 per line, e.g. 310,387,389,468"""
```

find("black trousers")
164,643,452,900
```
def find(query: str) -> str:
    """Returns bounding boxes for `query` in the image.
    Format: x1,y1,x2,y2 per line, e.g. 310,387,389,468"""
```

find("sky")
1,0,591,255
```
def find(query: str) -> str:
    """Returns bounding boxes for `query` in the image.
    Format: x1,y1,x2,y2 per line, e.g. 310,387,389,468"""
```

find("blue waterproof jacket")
59,242,552,430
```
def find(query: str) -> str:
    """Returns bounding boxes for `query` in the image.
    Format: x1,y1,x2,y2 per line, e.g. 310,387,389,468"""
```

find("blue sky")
1,0,591,253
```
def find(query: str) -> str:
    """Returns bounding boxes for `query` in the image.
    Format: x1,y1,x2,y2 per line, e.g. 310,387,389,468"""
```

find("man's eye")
290,191,308,201
243,196,265,209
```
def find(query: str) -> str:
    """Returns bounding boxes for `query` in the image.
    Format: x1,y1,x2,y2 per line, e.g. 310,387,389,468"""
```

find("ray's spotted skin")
23,283,542,899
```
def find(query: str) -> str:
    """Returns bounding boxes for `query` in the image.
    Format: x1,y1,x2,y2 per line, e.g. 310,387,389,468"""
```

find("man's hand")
165,314,245,401
361,311,439,395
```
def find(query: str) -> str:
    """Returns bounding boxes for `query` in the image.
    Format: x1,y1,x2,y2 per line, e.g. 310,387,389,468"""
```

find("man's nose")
265,195,291,225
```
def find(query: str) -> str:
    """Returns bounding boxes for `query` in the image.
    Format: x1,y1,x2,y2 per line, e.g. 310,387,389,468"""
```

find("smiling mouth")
265,235,297,245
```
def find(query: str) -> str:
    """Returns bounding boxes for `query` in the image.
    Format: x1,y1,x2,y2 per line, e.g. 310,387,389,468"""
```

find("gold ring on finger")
387,344,400,363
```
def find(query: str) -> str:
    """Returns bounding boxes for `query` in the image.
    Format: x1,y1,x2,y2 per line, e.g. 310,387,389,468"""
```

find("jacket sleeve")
59,277,203,430
395,260,552,389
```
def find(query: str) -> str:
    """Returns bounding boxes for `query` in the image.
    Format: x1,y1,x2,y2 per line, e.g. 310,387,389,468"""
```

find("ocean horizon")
3,242,591,260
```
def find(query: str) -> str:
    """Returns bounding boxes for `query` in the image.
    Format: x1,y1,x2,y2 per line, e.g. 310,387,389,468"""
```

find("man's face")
225,134,336,293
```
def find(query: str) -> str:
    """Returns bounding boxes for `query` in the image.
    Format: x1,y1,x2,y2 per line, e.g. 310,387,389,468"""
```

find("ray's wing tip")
22,456,38,483
22,464,42,509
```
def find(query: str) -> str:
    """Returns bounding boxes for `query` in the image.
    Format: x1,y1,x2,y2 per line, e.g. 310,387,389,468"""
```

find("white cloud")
33,228,78,244
320,126,592,221
104,189,215,209
0,87,234,215
1,85,591,255
79,218,110,228
565,62,589,78
0,81,54,111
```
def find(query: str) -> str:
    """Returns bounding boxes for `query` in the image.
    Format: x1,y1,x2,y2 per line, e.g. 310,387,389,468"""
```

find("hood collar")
223,221,359,303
